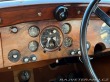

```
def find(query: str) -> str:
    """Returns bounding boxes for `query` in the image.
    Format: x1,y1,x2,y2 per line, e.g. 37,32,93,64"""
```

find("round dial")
28,26,40,37
28,41,38,52
100,23,110,44
63,37,73,47
8,49,21,62
40,26,63,51
62,23,71,34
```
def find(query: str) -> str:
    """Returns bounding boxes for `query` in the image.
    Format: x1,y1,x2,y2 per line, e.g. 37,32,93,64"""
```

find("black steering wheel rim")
80,0,101,82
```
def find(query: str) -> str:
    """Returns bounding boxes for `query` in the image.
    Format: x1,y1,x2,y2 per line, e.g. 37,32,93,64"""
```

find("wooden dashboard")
0,3,110,69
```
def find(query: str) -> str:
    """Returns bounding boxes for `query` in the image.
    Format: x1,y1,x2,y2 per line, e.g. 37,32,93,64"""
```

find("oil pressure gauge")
28,26,40,37
62,23,71,34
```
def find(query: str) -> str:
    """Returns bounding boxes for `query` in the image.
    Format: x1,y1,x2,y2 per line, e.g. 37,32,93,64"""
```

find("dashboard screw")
8,66,11,70
0,18,2,24
38,12,42,16
77,10,81,15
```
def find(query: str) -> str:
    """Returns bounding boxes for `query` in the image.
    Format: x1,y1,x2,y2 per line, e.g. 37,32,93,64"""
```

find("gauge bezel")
8,49,21,62
63,37,73,47
100,23,110,44
61,23,72,34
28,40,39,52
40,25,64,52
28,25,40,37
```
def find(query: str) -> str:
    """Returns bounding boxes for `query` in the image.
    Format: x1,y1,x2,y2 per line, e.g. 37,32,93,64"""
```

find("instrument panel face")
40,26,63,51
0,20,108,68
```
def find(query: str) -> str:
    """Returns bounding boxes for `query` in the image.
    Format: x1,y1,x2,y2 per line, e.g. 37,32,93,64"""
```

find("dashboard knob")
77,50,81,55
69,50,77,56
30,55,37,62
54,6,68,21
70,51,75,55
18,70,31,82
10,26,18,33
22,56,30,63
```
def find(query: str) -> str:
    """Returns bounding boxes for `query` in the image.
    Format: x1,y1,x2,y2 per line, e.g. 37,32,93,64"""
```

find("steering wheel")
80,0,110,82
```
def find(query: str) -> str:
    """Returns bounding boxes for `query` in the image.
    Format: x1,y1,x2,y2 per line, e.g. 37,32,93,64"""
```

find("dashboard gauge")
28,41,38,52
63,37,73,47
28,26,40,37
61,23,71,34
40,26,63,51
8,49,21,62
100,23,110,44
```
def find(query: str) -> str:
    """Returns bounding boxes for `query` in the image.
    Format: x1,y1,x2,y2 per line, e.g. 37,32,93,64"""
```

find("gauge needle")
53,37,57,41
46,37,51,47
46,37,55,48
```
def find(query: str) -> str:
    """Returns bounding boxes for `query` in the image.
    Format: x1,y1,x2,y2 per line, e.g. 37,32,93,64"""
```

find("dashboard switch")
77,50,81,55
22,56,30,63
54,6,68,21
70,51,75,55
18,70,31,82
10,26,18,33
30,55,37,62
69,50,77,56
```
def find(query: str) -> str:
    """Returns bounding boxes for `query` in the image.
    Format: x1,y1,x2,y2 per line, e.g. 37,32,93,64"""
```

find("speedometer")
40,26,63,51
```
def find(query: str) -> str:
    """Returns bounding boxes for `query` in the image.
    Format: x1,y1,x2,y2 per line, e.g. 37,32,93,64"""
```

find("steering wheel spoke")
94,7,110,27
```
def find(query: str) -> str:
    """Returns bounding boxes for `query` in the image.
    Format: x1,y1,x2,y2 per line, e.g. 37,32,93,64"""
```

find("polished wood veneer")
0,34,3,68
0,20,108,69
0,3,110,27
0,3,110,70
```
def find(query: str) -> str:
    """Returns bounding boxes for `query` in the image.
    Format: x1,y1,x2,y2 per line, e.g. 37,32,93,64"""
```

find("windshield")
0,0,21,2
0,0,110,9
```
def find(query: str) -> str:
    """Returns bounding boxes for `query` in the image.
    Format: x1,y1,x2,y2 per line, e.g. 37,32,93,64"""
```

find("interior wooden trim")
0,3,110,27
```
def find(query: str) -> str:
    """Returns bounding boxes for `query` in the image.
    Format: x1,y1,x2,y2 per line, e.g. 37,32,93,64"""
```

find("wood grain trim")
14,69,34,82
0,20,107,69
0,59,56,72
0,3,110,27
0,33,3,68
